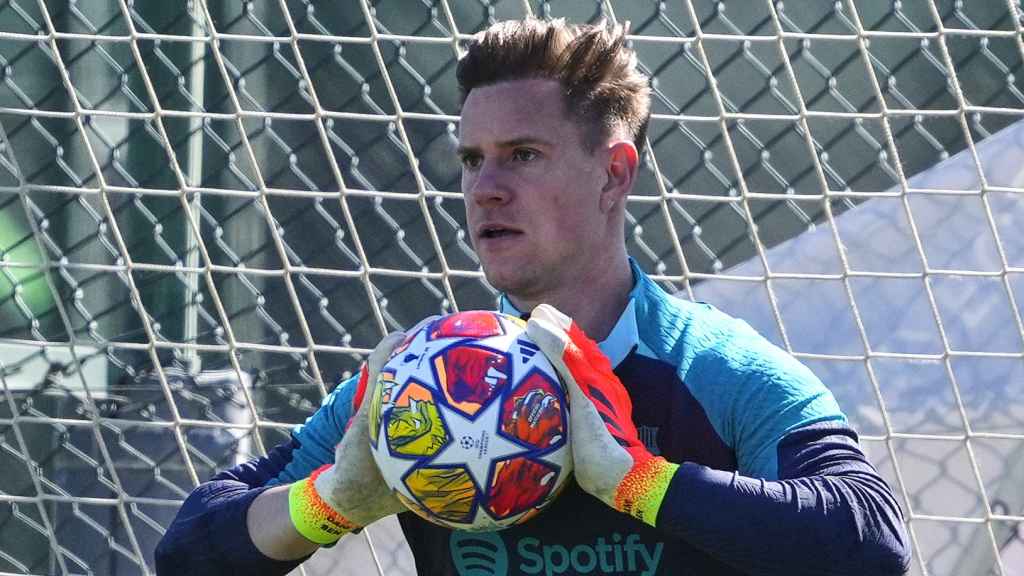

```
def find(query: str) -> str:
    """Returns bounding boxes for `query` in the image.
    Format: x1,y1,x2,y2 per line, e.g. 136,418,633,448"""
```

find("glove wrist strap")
288,464,360,545
614,456,679,527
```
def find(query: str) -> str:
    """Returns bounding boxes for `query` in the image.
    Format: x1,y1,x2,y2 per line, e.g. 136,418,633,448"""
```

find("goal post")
0,1,1022,575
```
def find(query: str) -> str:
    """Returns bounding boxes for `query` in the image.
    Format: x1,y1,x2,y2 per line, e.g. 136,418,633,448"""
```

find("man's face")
458,79,611,300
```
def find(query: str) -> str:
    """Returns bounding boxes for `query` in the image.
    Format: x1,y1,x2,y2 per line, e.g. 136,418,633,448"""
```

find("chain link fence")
0,0,1022,574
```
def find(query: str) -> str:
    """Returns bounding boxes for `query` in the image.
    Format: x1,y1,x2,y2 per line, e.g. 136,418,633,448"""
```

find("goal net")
0,1,1022,575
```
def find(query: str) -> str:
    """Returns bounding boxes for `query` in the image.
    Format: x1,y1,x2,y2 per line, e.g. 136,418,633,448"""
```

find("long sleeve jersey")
156,260,911,576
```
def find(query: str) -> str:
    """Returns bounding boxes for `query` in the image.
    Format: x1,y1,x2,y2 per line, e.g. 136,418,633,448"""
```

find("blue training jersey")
156,260,910,575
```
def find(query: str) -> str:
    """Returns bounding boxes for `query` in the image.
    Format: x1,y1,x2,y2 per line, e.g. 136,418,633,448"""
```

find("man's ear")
600,140,639,214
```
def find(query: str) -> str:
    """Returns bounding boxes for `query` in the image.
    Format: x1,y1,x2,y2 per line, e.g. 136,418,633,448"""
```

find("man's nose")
467,160,511,206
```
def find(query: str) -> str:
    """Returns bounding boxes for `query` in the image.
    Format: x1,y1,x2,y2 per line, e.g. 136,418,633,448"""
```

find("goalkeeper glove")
288,331,409,545
526,304,679,527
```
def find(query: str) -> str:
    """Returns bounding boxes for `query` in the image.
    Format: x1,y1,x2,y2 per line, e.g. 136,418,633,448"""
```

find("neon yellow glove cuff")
614,457,679,527
288,464,360,545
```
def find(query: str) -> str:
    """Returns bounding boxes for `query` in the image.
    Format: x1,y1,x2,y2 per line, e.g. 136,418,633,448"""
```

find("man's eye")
512,149,538,162
461,154,482,169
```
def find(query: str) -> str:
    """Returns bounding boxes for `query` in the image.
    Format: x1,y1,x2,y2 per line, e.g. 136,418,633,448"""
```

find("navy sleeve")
154,375,360,574
154,439,310,576
656,422,911,576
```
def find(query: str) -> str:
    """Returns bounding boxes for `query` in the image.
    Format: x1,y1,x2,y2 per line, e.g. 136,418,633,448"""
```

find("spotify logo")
450,531,664,576
450,531,509,576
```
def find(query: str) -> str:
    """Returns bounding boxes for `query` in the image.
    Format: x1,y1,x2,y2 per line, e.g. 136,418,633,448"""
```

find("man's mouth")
481,228,518,239
477,225,523,240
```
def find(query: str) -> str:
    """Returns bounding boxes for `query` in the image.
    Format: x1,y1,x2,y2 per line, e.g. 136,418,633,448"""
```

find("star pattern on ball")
428,396,530,490
536,446,569,471
386,330,448,387
370,312,574,530
475,330,520,360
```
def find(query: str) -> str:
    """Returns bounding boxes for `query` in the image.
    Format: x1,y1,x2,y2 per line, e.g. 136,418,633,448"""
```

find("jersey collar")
496,259,643,369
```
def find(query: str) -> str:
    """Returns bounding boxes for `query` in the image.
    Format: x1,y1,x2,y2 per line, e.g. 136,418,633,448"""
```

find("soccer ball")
367,310,572,531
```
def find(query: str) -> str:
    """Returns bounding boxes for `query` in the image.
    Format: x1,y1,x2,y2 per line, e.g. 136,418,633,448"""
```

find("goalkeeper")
156,17,911,576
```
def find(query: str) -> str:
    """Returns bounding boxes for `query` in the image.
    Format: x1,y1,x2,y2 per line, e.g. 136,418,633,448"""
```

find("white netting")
0,1,1022,575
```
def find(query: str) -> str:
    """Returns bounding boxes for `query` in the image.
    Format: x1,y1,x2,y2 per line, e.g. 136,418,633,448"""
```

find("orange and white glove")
526,304,679,527
288,332,408,545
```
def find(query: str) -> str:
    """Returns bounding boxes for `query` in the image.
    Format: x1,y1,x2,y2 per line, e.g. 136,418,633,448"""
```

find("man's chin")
481,264,537,298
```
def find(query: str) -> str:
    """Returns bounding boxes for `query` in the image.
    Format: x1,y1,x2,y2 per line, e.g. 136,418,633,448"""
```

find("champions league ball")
368,310,572,531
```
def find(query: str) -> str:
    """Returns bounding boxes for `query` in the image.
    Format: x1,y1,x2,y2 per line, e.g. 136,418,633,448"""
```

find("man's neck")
509,255,634,341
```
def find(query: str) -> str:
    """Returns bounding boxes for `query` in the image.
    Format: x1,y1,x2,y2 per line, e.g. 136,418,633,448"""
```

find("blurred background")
0,1,1021,574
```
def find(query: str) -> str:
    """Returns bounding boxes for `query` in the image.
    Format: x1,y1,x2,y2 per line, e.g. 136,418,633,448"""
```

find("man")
156,18,911,575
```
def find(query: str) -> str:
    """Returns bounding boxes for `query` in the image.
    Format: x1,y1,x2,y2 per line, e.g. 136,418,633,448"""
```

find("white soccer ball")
368,310,572,531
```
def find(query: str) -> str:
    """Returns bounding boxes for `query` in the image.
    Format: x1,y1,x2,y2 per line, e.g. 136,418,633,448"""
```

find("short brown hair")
456,18,651,156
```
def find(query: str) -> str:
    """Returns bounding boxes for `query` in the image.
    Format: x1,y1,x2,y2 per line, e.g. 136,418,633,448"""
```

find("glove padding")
311,331,409,527
526,304,678,527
